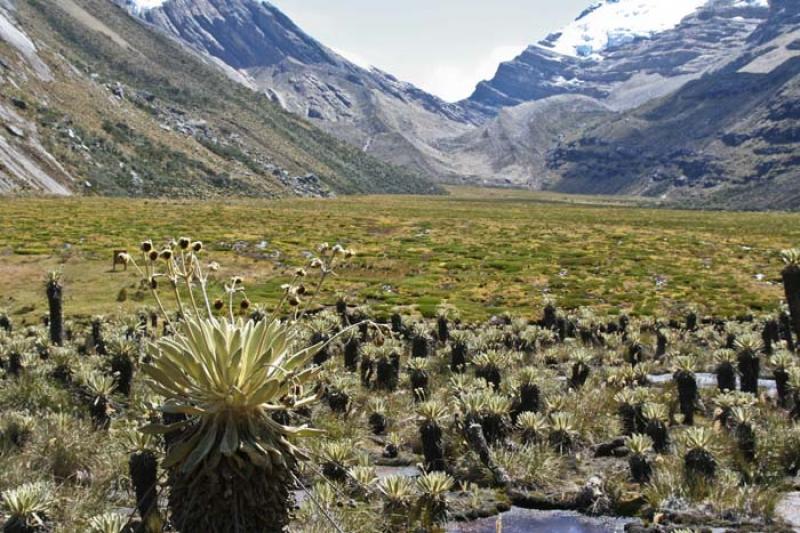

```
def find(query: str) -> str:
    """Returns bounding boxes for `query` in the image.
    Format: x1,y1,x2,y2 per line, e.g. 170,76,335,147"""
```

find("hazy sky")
270,0,590,102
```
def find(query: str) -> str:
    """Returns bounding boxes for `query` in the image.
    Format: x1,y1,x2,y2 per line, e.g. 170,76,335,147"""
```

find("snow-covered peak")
542,0,727,59
120,0,168,14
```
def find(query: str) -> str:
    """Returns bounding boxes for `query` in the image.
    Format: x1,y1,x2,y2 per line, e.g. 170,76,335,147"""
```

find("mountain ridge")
0,0,442,197
547,0,800,209
139,0,481,181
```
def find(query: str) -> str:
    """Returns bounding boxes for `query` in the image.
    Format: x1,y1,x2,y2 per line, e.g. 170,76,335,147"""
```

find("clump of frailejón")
120,238,355,532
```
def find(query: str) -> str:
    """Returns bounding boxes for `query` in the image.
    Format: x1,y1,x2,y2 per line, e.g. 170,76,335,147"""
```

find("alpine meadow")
2,1,800,533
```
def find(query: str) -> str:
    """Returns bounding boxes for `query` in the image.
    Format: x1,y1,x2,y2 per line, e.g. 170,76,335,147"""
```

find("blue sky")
270,0,589,102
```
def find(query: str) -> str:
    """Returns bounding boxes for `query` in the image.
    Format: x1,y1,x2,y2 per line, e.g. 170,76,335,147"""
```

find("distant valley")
0,0,798,209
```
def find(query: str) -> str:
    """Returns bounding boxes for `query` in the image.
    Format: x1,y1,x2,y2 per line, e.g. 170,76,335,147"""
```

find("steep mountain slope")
464,0,770,118
0,0,440,196
548,0,800,209
437,96,613,188
139,0,479,180
438,0,783,191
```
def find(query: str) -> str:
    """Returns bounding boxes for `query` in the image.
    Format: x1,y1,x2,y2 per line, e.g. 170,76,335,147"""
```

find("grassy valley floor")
0,187,798,323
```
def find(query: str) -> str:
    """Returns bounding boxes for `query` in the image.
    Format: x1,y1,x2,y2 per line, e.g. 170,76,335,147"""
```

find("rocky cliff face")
141,0,480,180
111,0,800,208
547,0,800,209
464,0,770,118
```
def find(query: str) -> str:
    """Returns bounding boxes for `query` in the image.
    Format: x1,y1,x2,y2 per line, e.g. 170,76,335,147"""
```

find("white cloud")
416,45,527,102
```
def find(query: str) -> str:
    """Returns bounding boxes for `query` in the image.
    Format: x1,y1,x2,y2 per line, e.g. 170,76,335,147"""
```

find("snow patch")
547,0,709,59
123,0,167,13
731,0,769,7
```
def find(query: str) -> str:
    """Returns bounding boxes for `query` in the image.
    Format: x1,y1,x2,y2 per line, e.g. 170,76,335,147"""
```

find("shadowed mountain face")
142,0,481,180
438,0,778,194
463,0,770,118
548,0,800,209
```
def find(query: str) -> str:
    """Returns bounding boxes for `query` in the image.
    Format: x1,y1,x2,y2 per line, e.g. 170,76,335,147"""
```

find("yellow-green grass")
0,187,798,323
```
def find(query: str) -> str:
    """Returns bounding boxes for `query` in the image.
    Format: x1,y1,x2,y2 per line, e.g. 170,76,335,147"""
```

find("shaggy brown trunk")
111,354,134,397
763,319,779,356
410,370,429,402
437,316,449,343
168,453,296,533
646,420,670,453
391,313,404,334
360,355,374,387
481,414,508,446
780,312,796,351
464,421,509,487
369,413,387,435
91,319,107,355
46,278,63,347
629,454,652,483
685,448,716,481
376,354,400,391
311,332,330,365
450,341,468,372
89,395,111,430
420,420,446,472
735,423,756,462
327,389,350,414
716,362,737,392
784,265,800,342
475,365,501,390
542,304,557,330
344,338,360,372
656,331,668,359
686,311,698,332
675,371,698,425
412,334,429,358
775,368,790,408
130,450,158,521
569,363,590,389
738,351,760,395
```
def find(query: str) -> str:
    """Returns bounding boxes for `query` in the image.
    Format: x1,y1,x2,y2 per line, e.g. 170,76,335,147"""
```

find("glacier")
546,0,768,59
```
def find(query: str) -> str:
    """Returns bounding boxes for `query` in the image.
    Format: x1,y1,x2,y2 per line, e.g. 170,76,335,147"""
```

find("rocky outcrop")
547,0,800,209
463,0,770,119
140,0,480,180
109,0,800,206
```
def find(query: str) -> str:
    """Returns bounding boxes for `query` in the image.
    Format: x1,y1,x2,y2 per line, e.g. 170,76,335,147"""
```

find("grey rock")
5,124,24,138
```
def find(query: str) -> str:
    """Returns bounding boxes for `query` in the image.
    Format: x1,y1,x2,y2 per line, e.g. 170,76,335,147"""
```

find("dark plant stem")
420,421,446,472
716,362,737,392
783,265,800,342
46,278,63,347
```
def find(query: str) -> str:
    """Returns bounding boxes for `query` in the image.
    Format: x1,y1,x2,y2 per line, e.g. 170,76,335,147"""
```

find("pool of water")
448,508,631,533
648,373,777,394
